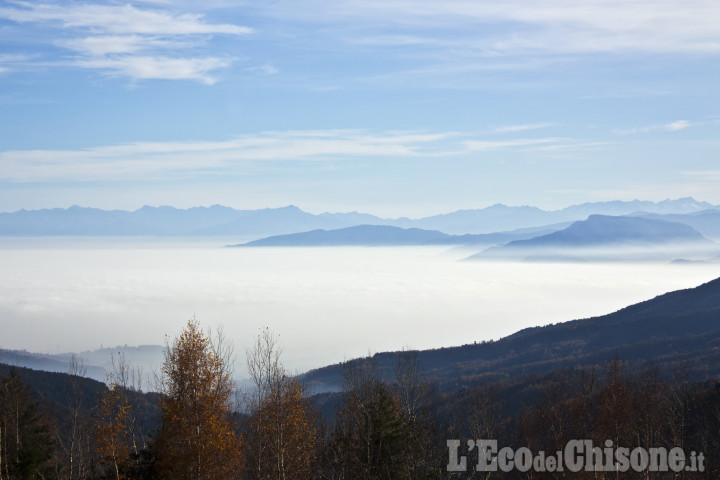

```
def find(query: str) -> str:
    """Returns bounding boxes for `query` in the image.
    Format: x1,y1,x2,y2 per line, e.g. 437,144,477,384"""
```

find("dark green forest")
2,277,720,479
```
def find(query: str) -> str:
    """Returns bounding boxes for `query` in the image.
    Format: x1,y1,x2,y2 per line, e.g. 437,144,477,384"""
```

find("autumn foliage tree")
154,318,243,480
95,385,132,480
245,328,319,480
94,353,146,480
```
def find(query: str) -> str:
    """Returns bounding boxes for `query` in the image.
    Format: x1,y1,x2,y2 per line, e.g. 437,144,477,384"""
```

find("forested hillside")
3,278,720,479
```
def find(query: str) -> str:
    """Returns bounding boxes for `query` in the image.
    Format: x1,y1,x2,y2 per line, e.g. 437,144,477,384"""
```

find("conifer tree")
0,369,55,480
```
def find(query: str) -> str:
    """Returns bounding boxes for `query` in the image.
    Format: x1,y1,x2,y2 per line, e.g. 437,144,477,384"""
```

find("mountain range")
232,224,568,247
301,275,720,393
233,214,720,263
7,275,720,396
468,215,717,262
0,345,165,386
1,198,716,237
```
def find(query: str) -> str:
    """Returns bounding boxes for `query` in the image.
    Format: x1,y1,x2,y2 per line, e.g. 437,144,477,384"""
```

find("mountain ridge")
300,276,720,392
230,224,567,247
1,198,715,237
467,214,716,262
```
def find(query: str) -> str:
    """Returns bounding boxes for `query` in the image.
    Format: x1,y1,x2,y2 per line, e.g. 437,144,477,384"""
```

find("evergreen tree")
0,369,56,480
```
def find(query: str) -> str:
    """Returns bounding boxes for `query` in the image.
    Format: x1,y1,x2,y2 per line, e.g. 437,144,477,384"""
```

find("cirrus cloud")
0,1,252,83
259,0,720,55
0,130,459,182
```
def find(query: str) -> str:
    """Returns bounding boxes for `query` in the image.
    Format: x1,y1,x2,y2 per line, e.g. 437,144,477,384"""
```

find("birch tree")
154,318,243,480
245,328,319,480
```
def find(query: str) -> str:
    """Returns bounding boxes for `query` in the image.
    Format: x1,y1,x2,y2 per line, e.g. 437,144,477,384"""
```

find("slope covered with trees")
302,276,720,391
2,277,720,478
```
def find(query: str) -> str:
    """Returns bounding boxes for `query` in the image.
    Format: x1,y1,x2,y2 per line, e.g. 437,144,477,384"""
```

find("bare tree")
94,352,149,480
245,327,319,480
58,354,95,480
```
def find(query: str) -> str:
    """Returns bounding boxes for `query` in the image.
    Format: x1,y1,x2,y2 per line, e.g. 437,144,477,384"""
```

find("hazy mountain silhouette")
190,205,385,236
301,276,720,392
0,345,165,386
1,198,715,237
233,225,452,246
629,209,720,240
467,215,715,261
6,276,720,397
232,222,581,247
508,215,706,246
392,197,715,234
0,205,245,236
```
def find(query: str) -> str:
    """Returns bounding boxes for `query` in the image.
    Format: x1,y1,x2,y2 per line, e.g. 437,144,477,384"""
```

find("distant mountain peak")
2,198,718,237
234,224,452,247
272,205,303,212
466,214,716,262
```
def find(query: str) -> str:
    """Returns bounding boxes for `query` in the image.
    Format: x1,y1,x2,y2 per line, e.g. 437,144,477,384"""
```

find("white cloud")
666,120,690,131
245,64,280,75
0,129,609,183
347,34,440,47
0,2,252,36
0,54,31,62
57,35,185,56
464,138,558,151
0,130,460,182
682,170,720,181
74,56,233,84
0,53,34,74
492,123,555,133
258,0,720,55
616,120,694,135
0,2,252,83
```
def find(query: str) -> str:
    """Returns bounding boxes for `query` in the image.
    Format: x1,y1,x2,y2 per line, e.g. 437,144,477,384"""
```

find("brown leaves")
95,386,132,480
245,328,319,480
155,318,244,480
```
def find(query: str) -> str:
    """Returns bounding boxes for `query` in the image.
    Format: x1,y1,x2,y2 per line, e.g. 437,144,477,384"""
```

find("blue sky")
1,0,719,217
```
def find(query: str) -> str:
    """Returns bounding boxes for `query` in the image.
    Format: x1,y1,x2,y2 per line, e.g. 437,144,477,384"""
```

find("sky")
1,0,720,217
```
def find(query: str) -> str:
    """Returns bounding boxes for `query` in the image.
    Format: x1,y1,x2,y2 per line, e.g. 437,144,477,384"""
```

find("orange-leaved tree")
154,318,243,480
95,383,132,480
245,328,319,480
94,353,146,480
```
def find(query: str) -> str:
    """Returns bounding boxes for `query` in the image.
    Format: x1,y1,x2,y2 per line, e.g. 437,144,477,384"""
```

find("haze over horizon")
1,1,719,216
3,245,719,378
3,0,720,376
1,196,717,218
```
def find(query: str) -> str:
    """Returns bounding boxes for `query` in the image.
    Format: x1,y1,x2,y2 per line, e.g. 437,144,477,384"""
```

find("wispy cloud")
492,123,555,133
0,129,607,183
0,2,251,35
464,138,556,151
259,0,720,55
0,53,34,74
462,137,597,152
0,2,251,83
245,64,280,76
74,56,232,85
57,36,188,57
0,130,461,182
616,120,694,135
666,120,691,131
682,170,720,181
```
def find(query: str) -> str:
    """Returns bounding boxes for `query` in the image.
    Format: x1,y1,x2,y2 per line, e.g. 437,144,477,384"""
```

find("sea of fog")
1,238,719,378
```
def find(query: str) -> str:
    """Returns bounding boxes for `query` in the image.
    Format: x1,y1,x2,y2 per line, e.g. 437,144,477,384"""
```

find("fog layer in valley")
1,240,718,378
